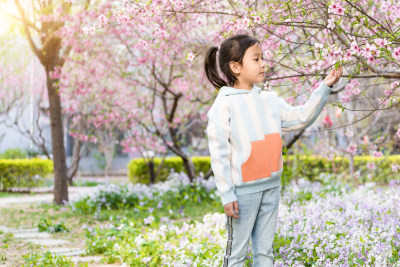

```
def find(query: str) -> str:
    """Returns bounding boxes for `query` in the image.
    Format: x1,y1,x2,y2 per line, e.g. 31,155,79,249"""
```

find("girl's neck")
233,81,253,90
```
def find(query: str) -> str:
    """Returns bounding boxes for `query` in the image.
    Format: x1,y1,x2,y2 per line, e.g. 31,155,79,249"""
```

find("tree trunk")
67,117,84,186
182,157,196,181
103,144,114,177
67,138,82,186
14,0,74,205
46,73,68,204
147,160,155,184
99,135,115,177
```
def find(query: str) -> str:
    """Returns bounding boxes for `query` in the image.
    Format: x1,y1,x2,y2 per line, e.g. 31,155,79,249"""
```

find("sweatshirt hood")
218,85,261,96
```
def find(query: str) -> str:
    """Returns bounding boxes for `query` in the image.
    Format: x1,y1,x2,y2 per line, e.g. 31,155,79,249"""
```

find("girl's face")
230,43,266,88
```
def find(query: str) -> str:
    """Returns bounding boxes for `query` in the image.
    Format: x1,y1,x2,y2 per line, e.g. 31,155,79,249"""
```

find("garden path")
0,186,122,266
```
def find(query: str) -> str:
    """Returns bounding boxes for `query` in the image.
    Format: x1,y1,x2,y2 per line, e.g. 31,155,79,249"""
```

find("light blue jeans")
222,185,280,267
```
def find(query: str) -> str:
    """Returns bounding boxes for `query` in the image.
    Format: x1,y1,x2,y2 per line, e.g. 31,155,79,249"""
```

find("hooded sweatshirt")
206,81,333,206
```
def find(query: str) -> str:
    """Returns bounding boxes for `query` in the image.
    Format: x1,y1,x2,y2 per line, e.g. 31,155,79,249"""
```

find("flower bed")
71,172,400,266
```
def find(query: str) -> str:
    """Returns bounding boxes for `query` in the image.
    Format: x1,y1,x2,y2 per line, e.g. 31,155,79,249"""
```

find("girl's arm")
279,81,333,132
206,96,237,206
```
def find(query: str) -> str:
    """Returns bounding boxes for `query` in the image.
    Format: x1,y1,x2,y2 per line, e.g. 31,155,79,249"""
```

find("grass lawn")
0,187,223,266
0,192,29,198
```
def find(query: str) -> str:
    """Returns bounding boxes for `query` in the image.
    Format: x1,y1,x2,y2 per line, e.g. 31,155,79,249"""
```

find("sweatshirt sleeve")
279,82,333,132
206,96,237,206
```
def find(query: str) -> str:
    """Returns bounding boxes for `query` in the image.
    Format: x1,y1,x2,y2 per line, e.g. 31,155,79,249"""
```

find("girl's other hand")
224,201,239,219
324,65,343,87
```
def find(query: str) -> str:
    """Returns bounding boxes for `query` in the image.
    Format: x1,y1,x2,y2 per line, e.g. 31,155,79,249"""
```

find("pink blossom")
391,81,399,89
392,47,400,60
329,1,345,15
367,162,376,170
336,6,345,15
367,55,376,64
82,26,96,36
314,43,324,49
343,51,352,61
119,15,130,25
187,52,195,62
264,82,271,91
384,89,393,96
327,18,335,30
346,144,357,155
350,41,361,55
392,163,399,172
345,130,353,137
98,14,109,25
340,95,351,103
253,16,262,24
352,88,361,95
285,96,295,104
374,38,388,47
396,128,400,139
362,43,375,58
373,151,383,158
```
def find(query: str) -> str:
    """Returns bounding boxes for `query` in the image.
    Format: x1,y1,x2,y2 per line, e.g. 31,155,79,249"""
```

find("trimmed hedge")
128,156,210,184
283,154,400,183
128,155,400,185
0,159,54,190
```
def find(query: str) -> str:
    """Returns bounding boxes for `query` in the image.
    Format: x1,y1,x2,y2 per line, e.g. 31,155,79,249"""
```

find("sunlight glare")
0,1,24,35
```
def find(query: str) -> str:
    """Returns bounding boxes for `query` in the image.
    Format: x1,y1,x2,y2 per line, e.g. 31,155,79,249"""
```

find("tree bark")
67,138,82,186
147,160,155,184
181,156,196,181
284,130,305,151
46,72,68,204
14,0,73,205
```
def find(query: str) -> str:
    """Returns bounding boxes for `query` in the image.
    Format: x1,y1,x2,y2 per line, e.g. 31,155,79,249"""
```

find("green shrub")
37,218,69,233
72,172,218,216
0,159,53,190
127,156,210,184
22,251,87,267
127,155,400,186
282,154,400,187
0,148,27,159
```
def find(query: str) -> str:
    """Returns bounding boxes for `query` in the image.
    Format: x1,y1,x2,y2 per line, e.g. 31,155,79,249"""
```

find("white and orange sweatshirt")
206,82,333,206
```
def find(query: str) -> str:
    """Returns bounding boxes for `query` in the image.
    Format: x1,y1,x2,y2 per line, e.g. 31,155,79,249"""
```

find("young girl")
204,34,342,266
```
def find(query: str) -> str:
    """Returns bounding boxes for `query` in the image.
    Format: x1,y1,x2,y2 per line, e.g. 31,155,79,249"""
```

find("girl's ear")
229,61,241,75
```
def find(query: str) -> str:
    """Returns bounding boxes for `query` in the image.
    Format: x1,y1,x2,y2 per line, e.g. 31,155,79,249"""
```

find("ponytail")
204,34,260,89
204,46,227,90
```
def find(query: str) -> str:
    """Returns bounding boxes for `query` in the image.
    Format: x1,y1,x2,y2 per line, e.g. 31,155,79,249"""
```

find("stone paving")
0,184,123,266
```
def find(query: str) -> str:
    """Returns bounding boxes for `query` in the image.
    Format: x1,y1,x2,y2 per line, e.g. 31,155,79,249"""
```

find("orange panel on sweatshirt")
241,133,283,182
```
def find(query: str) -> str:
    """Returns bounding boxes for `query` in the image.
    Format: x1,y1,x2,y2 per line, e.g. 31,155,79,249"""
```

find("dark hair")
204,34,261,89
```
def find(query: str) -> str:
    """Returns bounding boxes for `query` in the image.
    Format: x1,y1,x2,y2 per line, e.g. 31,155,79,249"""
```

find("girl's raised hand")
324,65,343,87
